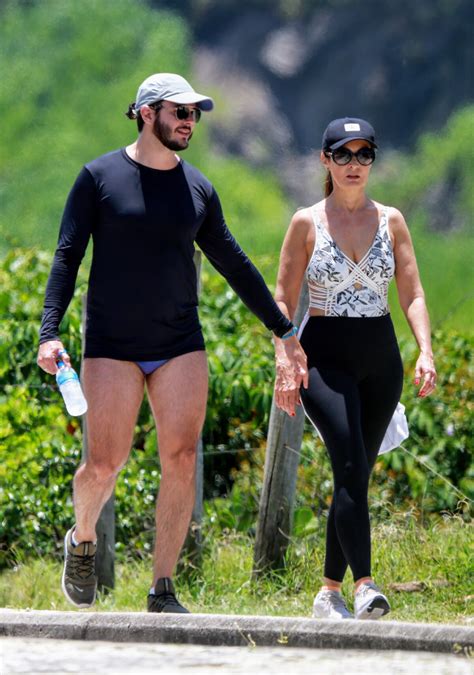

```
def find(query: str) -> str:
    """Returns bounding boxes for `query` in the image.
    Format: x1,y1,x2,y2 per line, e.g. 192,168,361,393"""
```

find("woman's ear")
320,150,330,169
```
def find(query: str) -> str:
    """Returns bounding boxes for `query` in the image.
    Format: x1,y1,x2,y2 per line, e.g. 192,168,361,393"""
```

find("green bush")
0,248,472,569
371,106,474,232
291,331,473,524
0,386,79,568
0,0,190,249
0,0,291,257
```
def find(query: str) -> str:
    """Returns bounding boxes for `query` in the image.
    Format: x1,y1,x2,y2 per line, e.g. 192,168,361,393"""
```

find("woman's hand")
274,336,308,416
414,351,437,397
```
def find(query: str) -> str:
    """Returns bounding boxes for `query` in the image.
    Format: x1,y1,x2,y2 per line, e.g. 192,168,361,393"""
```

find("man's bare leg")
146,350,208,583
73,358,145,543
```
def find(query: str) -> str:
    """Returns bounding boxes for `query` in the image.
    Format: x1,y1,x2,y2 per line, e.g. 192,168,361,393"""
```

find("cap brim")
330,136,377,150
162,92,214,111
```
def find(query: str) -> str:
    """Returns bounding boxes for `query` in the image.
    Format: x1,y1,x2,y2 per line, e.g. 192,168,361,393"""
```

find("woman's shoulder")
372,200,405,223
385,205,409,234
290,205,315,229
370,201,408,235
292,199,327,225
284,206,316,250
374,203,411,250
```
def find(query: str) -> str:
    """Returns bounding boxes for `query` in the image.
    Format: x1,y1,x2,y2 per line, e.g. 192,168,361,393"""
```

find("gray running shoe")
354,581,390,620
312,590,353,619
148,577,190,613
61,528,97,608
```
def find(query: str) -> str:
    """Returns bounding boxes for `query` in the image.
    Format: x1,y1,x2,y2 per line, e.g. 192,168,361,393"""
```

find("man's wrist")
280,325,298,340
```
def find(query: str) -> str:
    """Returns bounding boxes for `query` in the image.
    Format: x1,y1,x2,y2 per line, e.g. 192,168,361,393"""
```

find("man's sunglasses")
172,105,202,123
325,147,376,166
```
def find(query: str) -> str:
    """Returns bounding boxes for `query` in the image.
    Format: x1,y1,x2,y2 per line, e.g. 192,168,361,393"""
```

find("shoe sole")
148,608,191,614
356,596,390,620
61,529,96,609
312,608,354,619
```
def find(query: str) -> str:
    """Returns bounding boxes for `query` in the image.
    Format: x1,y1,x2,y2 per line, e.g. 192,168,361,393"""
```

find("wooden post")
253,282,309,576
81,413,115,591
181,437,204,566
80,253,204,585
181,251,204,564
81,296,115,591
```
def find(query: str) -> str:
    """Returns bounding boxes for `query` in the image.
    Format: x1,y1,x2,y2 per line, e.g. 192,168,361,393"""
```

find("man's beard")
152,115,192,151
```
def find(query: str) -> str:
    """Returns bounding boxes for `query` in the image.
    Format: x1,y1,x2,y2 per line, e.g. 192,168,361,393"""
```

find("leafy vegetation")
4,2,470,305
1,515,472,624
1,249,472,570
0,0,290,257
0,1,472,612
372,105,474,334
372,107,474,230
1,1,473,332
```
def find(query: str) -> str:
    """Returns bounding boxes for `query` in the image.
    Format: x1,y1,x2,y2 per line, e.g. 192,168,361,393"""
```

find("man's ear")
140,105,156,126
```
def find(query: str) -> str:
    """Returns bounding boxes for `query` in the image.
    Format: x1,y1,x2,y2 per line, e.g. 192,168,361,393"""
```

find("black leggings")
300,315,403,583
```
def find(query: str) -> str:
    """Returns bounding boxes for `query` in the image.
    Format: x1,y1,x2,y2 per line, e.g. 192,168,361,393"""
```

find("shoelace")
149,592,182,611
320,591,349,612
356,583,379,598
68,552,96,580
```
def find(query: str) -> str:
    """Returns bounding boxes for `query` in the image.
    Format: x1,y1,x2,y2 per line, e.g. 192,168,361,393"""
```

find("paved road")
1,637,471,674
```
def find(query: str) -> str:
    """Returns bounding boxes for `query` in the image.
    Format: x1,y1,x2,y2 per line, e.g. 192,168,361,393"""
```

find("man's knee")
161,440,198,474
80,457,124,484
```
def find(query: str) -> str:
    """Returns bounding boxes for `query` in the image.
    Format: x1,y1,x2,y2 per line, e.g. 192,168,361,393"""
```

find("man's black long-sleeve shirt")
39,148,292,360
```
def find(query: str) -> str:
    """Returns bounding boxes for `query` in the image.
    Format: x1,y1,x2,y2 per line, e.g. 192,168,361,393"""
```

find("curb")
1,609,473,654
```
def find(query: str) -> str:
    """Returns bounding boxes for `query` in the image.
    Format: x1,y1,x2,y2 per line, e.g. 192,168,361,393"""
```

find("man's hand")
37,340,71,375
274,335,308,417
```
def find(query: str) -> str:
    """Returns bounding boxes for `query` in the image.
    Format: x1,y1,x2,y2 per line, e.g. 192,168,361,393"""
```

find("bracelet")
281,325,298,340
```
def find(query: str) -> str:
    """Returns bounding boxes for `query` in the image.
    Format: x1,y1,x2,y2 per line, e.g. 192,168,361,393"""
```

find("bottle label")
56,369,79,386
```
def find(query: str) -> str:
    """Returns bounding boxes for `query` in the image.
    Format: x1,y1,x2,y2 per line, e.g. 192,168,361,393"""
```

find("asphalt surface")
2,637,472,675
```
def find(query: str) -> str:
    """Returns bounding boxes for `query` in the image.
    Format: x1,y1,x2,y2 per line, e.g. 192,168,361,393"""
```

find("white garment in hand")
302,401,409,455
377,402,409,455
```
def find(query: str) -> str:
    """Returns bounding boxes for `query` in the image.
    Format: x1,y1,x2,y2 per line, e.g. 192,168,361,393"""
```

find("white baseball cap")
134,73,214,112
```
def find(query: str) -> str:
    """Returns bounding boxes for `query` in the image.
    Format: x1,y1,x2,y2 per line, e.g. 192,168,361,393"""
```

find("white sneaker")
312,590,353,619
354,581,390,620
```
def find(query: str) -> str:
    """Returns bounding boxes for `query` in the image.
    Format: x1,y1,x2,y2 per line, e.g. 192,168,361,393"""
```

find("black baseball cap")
322,117,377,151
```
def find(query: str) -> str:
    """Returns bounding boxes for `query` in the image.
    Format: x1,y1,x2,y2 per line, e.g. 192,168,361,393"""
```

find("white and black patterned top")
306,205,395,317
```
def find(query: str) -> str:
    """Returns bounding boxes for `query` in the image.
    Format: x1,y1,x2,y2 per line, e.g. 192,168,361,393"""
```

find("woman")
273,117,437,620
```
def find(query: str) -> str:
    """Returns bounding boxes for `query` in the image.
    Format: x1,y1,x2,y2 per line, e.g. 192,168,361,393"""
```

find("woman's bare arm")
391,207,437,397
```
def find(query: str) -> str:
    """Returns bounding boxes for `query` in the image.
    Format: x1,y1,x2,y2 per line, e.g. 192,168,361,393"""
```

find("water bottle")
56,359,88,416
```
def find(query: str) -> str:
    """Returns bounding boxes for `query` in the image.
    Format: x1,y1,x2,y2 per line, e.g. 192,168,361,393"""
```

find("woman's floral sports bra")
306,205,395,317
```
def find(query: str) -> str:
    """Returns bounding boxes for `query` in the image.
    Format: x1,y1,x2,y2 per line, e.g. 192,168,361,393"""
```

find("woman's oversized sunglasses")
325,147,376,166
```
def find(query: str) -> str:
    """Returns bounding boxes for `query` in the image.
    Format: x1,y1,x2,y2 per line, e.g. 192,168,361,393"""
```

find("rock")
388,580,452,592
388,581,427,593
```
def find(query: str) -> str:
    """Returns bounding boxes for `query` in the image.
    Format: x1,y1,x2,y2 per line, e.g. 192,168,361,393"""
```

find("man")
37,73,307,613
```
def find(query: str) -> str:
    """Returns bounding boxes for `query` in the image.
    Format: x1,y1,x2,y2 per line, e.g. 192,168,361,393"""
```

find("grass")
1,513,472,624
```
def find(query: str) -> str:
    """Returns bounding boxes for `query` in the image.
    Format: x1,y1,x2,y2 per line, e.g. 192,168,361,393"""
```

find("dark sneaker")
147,577,190,614
61,528,97,608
